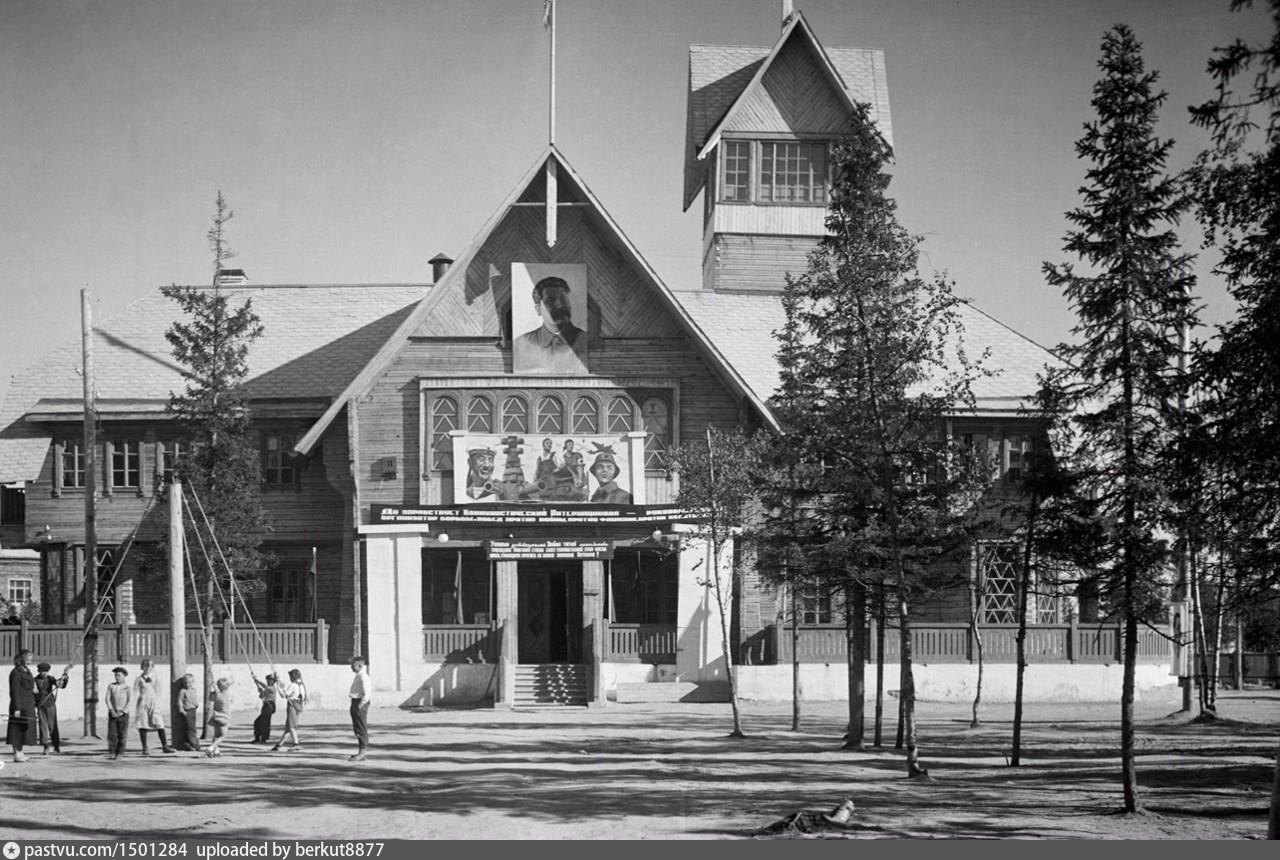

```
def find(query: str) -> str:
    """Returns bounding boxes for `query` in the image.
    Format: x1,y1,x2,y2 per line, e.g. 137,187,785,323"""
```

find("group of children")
100,661,309,759
12,650,370,764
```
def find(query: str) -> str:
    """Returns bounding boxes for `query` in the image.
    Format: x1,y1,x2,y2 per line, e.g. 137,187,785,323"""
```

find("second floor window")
0,485,24,525
720,139,829,205
111,440,141,489
263,434,296,485
62,441,85,489
160,441,186,485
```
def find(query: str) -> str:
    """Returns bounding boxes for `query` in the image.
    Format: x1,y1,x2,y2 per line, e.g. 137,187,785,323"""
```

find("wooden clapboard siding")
708,234,818,293
723,36,849,135
411,208,684,340
355,337,742,516
713,204,827,237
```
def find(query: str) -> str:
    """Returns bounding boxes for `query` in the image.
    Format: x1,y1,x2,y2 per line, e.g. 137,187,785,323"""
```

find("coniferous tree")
1187,0,1280,836
780,104,988,776
1044,26,1197,812
162,192,272,723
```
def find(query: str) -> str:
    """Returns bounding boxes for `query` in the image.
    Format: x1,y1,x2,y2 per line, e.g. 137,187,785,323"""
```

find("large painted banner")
511,262,588,375
452,432,643,505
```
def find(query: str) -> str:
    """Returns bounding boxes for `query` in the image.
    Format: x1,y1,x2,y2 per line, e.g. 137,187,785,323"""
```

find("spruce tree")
1188,0,1280,836
781,103,988,776
1044,26,1197,812
163,192,272,712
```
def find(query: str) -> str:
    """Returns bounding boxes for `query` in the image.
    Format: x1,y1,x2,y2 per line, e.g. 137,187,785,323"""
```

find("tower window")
720,139,828,205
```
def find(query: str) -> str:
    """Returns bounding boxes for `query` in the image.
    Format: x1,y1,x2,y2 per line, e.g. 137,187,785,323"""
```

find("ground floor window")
608,549,677,624
268,569,313,623
978,541,1021,624
422,549,493,625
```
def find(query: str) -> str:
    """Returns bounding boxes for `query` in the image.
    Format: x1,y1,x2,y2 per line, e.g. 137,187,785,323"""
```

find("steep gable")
683,12,893,210
294,146,779,457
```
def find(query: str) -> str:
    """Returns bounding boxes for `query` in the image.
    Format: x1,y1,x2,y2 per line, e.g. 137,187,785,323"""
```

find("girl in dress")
205,677,232,758
271,668,308,752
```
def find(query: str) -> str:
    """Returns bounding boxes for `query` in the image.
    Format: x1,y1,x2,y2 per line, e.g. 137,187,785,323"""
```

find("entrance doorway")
517,562,583,664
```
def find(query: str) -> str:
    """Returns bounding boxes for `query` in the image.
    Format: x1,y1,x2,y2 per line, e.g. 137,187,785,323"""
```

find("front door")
517,562,582,663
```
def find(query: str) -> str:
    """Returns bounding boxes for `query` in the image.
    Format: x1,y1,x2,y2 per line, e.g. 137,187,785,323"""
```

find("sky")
0,0,1268,407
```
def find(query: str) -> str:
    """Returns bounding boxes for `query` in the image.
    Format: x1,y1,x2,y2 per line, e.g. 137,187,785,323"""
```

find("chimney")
782,0,794,28
215,268,248,287
429,253,453,284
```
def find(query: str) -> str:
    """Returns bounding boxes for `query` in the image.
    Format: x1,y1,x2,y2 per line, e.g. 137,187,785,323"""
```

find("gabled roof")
683,11,893,210
0,284,424,482
292,145,782,457
670,289,1062,415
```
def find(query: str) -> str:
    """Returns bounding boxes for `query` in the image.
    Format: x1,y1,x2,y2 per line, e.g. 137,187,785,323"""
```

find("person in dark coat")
34,661,68,754
251,673,277,743
7,648,37,763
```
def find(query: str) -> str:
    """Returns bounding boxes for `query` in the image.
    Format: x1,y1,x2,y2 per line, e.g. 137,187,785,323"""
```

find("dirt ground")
1,689,1275,840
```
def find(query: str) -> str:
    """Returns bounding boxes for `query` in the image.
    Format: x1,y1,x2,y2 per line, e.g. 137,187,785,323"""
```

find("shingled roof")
669,289,1061,415
0,284,425,482
683,12,893,210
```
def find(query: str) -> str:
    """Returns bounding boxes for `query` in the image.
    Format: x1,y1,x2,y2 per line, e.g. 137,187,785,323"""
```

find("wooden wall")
705,234,819,293
724,35,850,136
355,203,745,518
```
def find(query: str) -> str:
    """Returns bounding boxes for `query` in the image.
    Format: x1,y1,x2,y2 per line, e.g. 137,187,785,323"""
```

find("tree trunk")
899,586,926,777
711,540,744,739
1013,516,1035,765
1210,561,1227,711
1121,586,1140,812
790,579,800,732
1192,549,1212,715
844,581,866,750
970,600,984,730
874,584,886,747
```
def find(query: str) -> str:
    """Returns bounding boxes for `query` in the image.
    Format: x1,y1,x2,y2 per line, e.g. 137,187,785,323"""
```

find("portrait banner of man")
512,262,588,375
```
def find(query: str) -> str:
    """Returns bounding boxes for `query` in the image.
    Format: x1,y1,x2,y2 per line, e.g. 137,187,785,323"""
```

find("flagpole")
548,0,556,145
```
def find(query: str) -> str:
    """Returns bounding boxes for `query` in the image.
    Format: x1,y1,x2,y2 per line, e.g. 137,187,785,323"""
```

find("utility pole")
168,479,186,735
81,288,99,738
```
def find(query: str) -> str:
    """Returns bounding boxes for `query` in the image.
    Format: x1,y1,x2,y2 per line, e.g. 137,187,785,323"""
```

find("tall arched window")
640,396,670,470
431,396,458,470
467,395,493,433
571,396,599,434
606,396,634,434
536,395,564,434
501,395,529,433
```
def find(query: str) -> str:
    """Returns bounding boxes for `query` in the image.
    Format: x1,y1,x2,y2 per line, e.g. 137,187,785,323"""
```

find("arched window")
571,396,599,434
536,395,564,434
467,396,493,433
501,395,529,433
431,396,458,470
641,396,670,470
606,396,634,434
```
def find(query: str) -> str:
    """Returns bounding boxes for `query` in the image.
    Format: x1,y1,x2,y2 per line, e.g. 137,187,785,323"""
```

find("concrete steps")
514,663,588,707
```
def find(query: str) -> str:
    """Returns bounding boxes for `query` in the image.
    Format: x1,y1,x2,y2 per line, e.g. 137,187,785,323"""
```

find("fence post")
18,617,28,652
966,624,974,664
314,619,326,663
119,616,131,663
1115,624,1123,663
1067,616,1077,663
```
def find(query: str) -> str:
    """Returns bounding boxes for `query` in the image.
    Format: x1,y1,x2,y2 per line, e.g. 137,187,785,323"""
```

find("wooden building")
1,11,1168,706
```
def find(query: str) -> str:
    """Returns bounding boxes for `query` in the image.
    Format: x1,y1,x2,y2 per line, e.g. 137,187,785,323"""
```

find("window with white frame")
720,139,829,204
159,440,186,485
431,396,459,470
978,542,1021,624
640,396,670,470
536,395,564,434
571,396,599,434
466,396,493,433
263,434,297,485
799,584,833,624
61,441,86,489
7,578,32,604
111,440,141,489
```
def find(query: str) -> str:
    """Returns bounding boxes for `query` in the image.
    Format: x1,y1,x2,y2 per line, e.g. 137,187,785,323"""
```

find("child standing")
251,673,277,743
271,668,308,752
176,673,201,752
133,659,175,755
105,667,131,760
205,677,231,758
33,662,68,754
